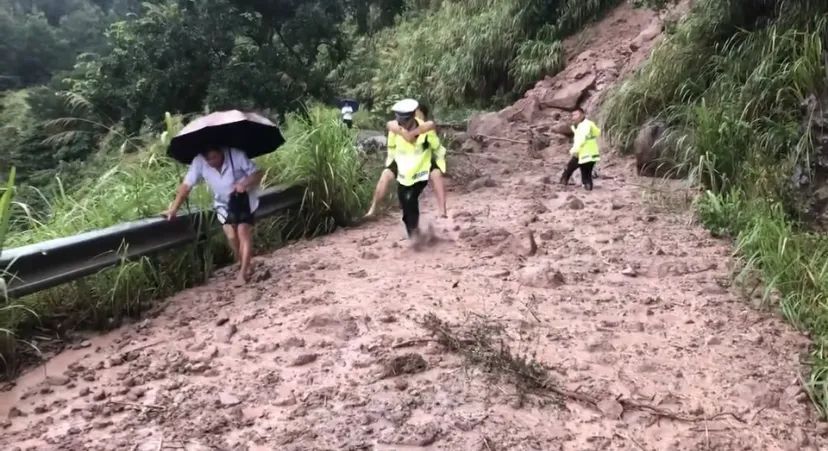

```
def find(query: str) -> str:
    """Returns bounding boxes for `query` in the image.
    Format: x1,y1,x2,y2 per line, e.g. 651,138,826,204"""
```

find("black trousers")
561,156,595,189
397,181,428,235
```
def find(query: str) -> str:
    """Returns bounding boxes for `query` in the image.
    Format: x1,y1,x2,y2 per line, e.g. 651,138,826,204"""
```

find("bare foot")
232,274,246,288
363,206,377,219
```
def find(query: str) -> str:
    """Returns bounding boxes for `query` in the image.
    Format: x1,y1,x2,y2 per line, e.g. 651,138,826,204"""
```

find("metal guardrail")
0,185,305,298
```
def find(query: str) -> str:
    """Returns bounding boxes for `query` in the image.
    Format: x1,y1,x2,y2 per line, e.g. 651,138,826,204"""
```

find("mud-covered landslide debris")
381,353,427,378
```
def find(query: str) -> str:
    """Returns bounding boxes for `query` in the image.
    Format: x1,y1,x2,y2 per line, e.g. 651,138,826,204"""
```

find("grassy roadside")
0,105,373,375
603,0,828,414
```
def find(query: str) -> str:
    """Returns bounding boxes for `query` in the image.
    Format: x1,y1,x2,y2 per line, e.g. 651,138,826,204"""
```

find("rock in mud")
543,74,596,110
634,120,681,178
381,353,428,378
380,422,441,447
461,139,481,154
290,353,318,366
468,112,511,140
566,197,585,210
217,392,242,407
217,324,237,344
518,264,566,289
283,337,306,349
469,176,497,190
495,229,538,257
46,375,71,386
597,398,624,420
502,96,541,123
621,266,638,277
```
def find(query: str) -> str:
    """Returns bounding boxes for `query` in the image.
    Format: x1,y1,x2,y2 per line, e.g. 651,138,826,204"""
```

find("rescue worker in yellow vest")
364,104,447,219
386,98,445,241
560,108,601,191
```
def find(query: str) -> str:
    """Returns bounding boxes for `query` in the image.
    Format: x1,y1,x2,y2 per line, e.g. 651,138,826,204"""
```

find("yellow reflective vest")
386,119,446,186
570,119,601,164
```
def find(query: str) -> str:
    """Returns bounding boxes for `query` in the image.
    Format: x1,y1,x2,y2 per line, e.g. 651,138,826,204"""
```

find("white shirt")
341,105,353,121
184,148,260,220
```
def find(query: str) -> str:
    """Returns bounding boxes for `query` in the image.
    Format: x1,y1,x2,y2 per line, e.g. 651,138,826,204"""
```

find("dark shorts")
343,119,353,129
219,192,255,226
386,160,441,177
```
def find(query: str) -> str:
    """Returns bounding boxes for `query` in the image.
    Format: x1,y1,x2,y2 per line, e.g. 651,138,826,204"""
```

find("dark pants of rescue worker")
398,181,428,235
561,156,595,190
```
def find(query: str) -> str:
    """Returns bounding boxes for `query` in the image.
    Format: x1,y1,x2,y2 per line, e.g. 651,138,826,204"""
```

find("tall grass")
0,105,370,374
266,105,374,235
604,0,828,414
346,0,621,111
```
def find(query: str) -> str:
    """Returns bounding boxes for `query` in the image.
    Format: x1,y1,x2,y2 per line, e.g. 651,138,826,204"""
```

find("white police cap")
391,98,419,114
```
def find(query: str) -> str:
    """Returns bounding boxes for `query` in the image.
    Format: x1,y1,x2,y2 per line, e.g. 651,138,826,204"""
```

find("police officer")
560,108,601,191
386,99,443,244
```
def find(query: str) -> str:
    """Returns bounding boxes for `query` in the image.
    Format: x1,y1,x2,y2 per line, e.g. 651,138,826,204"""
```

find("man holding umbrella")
164,110,284,285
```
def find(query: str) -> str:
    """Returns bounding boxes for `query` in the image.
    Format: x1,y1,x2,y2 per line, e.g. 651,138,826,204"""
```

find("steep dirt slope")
2,3,826,450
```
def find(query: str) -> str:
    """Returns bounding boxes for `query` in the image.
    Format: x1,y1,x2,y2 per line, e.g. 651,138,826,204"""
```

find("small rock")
519,264,565,288
597,398,624,420
67,426,82,435
394,379,409,391
489,269,511,278
379,314,397,323
33,405,49,414
79,387,91,397
92,390,107,402
215,317,229,327
360,251,379,260
291,353,318,366
79,340,92,349
539,229,555,240
566,197,585,210
46,375,71,386
283,337,306,349
791,427,810,447
381,353,428,378
610,201,624,210
705,336,722,346
469,176,497,190
621,266,637,277
8,407,25,418
274,394,297,407
218,324,237,343
217,392,242,408
94,420,113,430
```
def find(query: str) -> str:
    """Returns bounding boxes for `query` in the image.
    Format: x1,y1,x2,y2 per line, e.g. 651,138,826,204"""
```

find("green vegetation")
604,0,828,414
341,0,621,112
0,104,372,372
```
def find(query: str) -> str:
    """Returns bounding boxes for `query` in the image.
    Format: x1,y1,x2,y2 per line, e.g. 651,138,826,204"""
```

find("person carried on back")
560,108,601,191
364,102,447,219
384,98,444,247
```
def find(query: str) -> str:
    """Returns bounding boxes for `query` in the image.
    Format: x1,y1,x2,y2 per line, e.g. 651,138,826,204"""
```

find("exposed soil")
2,3,826,450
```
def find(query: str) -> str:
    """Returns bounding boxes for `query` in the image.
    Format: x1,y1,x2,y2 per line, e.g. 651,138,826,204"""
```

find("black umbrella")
339,99,359,112
167,110,285,164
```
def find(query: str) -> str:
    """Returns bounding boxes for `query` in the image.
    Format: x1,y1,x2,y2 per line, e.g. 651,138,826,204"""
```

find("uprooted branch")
420,313,745,424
